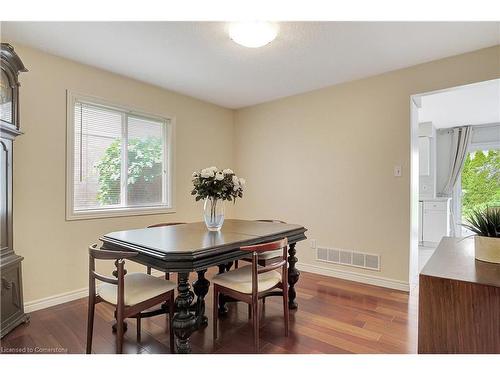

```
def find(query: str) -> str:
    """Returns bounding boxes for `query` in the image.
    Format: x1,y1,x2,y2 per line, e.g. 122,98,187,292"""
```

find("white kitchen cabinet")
419,137,431,176
422,199,451,245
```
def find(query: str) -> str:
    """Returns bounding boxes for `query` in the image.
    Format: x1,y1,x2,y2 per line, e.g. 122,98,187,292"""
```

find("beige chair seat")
212,265,281,294
99,273,176,306
242,249,283,261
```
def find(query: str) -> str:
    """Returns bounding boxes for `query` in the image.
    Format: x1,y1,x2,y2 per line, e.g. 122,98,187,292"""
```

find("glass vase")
203,197,225,231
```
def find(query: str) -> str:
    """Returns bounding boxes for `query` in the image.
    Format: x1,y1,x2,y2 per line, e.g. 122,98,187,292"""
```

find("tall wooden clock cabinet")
0,43,29,338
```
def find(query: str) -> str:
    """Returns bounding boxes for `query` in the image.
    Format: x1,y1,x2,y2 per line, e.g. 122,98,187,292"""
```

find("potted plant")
191,167,245,231
462,207,500,263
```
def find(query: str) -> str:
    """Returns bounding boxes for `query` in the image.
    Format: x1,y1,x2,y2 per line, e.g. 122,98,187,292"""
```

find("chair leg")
248,303,252,319
283,289,289,337
147,266,151,275
234,260,238,269
116,310,124,354
136,316,141,342
86,297,95,354
213,287,218,340
252,300,259,353
169,295,175,354
165,272,170,280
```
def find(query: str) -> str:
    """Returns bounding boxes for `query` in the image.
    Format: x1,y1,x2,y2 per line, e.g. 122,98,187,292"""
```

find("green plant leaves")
462,207,500,237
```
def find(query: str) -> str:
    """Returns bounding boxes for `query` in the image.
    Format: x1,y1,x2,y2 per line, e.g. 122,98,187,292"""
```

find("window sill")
66,205,176,221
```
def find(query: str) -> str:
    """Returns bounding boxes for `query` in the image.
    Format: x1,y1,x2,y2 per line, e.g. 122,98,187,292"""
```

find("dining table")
99,219,307,353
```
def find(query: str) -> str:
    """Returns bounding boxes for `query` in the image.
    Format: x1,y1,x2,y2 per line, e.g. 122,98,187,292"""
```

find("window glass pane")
74,103,122,210
461,149,500,231
127,116,164,206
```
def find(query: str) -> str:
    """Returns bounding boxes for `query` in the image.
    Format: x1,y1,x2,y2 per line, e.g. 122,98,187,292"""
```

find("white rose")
192,172,199,178
238,178,246,186
232,175,239,185
201,168,214,178
209,166,218,172
233,185,240,191
223,168,234,175
215,171,224,181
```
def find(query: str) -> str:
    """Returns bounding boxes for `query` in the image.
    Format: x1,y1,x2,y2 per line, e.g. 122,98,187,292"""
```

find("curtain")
440,126,472,196
439,126,471,236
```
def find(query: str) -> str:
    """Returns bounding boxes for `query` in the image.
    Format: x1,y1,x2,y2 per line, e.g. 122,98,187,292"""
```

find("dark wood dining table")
99,219,307,353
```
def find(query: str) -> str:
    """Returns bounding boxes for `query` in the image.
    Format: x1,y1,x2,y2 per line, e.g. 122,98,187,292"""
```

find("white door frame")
408,78,499,287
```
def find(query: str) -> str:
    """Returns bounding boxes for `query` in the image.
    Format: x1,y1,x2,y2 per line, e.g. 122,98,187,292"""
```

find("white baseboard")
297,262,410,292
24,287,88,313
24,270,166,313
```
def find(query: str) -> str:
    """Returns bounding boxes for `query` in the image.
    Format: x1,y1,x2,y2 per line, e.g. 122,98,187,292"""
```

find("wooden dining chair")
145,222,186,279
235,220,287,269
86,244,176,354
212,238,289,352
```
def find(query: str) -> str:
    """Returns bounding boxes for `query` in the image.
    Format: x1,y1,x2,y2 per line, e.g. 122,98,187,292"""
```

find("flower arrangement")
191,166,245,231
191,166,245,202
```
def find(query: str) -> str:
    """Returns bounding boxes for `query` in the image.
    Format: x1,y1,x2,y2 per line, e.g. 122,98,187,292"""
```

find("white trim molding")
297,262,410,292
24,270,166,313
24,287,89,313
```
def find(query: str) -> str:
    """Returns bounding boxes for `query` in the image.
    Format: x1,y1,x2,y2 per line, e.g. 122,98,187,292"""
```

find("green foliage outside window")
461,149,500,219
95,137,163,205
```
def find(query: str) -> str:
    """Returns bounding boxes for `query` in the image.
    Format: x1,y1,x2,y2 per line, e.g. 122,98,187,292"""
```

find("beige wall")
8,42,500,304
9,43,235,304
234,46,500,287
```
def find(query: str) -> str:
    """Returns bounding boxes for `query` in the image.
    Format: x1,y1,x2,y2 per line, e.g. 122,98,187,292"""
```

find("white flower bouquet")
191,166,245,231
191,166,245,202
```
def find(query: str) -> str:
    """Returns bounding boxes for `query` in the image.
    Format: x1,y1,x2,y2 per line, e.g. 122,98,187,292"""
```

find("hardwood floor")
0,270,418,354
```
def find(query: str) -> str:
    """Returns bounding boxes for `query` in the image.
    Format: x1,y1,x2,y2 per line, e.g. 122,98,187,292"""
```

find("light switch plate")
394,165,402,177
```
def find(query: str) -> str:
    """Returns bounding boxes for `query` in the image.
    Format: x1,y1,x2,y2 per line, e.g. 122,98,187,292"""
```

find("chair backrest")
240,238,288,295
88,244,138,288
147,222,186,228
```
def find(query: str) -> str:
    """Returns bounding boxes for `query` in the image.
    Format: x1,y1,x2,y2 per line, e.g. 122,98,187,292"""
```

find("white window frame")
66,91,176,220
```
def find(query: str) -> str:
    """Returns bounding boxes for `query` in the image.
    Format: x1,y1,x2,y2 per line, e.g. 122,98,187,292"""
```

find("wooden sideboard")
418,237,500,353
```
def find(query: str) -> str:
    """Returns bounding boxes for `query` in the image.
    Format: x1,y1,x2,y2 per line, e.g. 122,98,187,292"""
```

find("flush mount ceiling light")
228,22,278,48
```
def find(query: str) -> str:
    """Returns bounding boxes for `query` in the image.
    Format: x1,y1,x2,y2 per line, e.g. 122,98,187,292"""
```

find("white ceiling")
419,79,500,129
2,22,499,109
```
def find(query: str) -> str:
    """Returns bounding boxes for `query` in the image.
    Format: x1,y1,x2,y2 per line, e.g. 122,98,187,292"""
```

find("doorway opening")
409,78,500,286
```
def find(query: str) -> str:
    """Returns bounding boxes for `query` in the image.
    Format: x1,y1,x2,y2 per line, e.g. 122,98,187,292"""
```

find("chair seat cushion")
99,273,176,306
241,249,283,262
212,265,281,294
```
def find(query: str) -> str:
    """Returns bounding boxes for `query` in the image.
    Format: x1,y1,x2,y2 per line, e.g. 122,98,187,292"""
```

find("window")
66,92,174,220
458,147,500,235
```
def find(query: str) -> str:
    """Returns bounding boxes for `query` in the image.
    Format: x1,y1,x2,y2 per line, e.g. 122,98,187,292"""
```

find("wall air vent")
316,246,380,271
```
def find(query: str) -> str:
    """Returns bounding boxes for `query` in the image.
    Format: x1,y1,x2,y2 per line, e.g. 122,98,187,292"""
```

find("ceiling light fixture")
228,22,278,48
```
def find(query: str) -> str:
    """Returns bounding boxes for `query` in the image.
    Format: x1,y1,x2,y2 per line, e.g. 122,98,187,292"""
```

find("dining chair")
212,238,289,352
145,222,186,279
235,220,287,269
86,244,176,354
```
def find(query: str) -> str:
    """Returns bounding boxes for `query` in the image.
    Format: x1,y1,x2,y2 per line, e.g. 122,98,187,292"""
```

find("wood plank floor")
0,270,418,354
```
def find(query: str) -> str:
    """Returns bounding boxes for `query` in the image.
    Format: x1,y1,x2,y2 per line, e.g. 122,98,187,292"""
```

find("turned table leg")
172,272,196,353
287,243,300,309
192,269,209,328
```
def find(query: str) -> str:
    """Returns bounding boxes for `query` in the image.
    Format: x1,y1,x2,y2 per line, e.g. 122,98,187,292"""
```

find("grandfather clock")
0,43,29,338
